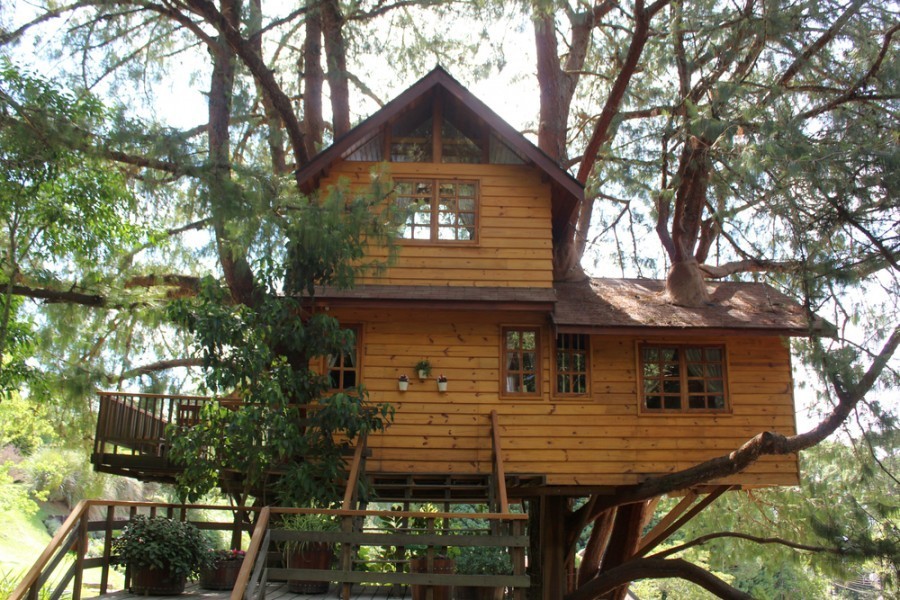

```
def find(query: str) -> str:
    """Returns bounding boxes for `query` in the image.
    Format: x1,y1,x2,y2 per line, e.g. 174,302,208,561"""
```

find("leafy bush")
112,515,213,578
456,545,513,576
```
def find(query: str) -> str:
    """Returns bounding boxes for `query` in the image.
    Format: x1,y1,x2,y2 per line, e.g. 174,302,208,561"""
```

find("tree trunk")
322,0,350,138
302,1,324,159
208,0,255,307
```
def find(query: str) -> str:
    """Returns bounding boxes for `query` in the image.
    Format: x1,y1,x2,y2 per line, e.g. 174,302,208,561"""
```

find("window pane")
506,374,521,393
689,396,705,409
664,397,681,410
710,395,725,409
506,331,520,349
646,396,662,409
522,352,535,372
523,374,537,392
522,332,536,350
574,375,586,394
685,348,702,362
644,379,659,393
506,352,520,371
557,375,569,393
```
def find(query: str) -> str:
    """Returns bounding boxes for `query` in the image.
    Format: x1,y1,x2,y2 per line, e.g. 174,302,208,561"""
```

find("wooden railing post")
99,505,114,595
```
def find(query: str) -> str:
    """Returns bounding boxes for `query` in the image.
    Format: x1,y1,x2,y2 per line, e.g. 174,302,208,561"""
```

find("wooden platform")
99,582,412,599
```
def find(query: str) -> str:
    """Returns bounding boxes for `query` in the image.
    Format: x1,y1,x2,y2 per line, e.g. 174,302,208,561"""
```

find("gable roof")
296,66,584,240
554,278,824,336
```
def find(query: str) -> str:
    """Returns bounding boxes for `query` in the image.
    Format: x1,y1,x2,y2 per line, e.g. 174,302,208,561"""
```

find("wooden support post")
342,433,367,510
72,514,88,600
490,411,509,514
541,496,568,600
511,519,527,600
99,505,114,595
340,514,353,600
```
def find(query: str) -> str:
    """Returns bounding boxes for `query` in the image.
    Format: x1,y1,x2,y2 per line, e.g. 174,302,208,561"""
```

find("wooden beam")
490,410,509,514
342,433,368,511
635,490,698,554
633,486,732,558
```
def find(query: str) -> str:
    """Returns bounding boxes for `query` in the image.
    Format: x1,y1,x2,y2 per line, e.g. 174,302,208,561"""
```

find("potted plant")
199,548,246,590
398,374,410,391
409,549,455,600
437,374,448,393
112,515,212,595
415,359,432,381
455,545,513,600
281,512,340,594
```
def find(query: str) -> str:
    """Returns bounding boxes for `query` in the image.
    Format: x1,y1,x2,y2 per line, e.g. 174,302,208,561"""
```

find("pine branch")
648,531,844,560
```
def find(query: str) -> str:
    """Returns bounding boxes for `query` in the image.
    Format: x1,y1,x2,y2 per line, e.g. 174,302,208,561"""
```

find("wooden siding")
329,308,801,490
318,161,554,288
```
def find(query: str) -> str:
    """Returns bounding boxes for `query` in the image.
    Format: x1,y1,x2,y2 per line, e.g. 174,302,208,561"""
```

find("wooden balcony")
91,391,224,483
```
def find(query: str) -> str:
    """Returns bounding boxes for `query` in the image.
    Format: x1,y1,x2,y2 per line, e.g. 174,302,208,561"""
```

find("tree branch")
649,531,844,560
591,325,900,511
567,557,754,600
112,357,204,382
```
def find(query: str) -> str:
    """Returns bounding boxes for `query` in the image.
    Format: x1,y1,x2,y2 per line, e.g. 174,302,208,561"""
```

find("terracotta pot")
410,556,454,600
456,585,504,600
286,542,334,594
199,559,243,590
130,564,186,595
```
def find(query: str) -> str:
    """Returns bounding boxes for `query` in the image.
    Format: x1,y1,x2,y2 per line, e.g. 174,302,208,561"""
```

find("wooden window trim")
327,325,362,392
553,333,591,398
395,178,479,245
638,343,730,414
501,326,542,398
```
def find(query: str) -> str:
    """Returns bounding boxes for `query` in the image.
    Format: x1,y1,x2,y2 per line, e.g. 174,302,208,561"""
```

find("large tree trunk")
302,2,324,159
322,0,350,138
208,0,255,306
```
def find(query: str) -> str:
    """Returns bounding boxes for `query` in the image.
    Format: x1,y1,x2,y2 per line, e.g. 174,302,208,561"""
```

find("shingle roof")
314,285,556,308
554,278,819,335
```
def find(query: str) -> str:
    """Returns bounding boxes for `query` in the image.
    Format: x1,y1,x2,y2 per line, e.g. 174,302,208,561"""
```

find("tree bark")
576,508,617,588
302,1,324,159
322,0,350,138
207,0,256,307
567,557,754,600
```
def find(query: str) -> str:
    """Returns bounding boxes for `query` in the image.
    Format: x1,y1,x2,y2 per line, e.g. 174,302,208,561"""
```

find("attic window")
395,180,477,242
391,116,433,162
640,344,727,412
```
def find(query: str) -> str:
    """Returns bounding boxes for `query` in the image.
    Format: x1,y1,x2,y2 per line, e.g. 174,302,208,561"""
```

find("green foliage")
166,178,400,507
455,545,513,576
20,447,105,506
280,512,340,555
0,463,39,519
112,516,213,578
0,393,56,455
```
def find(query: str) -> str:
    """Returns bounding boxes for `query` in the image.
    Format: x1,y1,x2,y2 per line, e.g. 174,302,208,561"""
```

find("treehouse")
85,67,816,598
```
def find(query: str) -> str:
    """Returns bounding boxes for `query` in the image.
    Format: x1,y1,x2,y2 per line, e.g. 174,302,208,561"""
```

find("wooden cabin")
298,67,806,497
93,67,809,501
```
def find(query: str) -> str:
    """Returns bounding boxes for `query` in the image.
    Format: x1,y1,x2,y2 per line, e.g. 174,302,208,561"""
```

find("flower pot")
418,369,429,381
130,564,186,595
437,381,448,392
399,380,409,391
410,556,454,600
200,559,243,590
456,585,505,600
286,542,334,594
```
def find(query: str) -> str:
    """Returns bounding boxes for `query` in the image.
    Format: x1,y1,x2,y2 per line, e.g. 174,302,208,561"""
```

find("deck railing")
13,501,529,600
11,501,257,600
92,391,217,461
237,506,530,600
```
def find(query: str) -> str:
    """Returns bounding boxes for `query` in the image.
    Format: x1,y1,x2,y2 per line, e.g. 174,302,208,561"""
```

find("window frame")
326,325,362,392
501,326,542,398
638,343,730,414
553,333,591,398
394,178,479,245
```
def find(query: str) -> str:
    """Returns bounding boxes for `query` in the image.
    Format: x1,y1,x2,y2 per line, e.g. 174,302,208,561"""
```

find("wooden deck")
100,582,412,599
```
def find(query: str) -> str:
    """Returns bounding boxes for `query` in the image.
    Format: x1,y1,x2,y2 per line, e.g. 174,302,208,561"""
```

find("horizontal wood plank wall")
331,308,800,489
318,161,554,288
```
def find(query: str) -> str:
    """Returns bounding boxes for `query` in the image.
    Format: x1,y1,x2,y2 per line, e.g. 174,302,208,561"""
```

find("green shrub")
112,515,213,578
